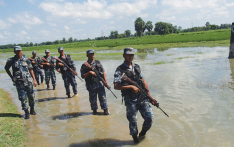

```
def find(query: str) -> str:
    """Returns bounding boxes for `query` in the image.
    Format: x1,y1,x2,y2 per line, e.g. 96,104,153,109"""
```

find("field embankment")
0,89,27,147
0,29,230,60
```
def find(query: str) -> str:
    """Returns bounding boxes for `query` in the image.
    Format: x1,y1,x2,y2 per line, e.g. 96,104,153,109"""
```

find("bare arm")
114,83,140,93
29,69,37,87
103,72,108,85
5,69,13,81
82,71,96,79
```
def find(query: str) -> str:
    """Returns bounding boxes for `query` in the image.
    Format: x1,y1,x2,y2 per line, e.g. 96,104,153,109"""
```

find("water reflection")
0,47,233,147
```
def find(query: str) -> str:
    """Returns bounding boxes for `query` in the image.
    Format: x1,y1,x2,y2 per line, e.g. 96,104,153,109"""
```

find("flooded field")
0,46,234,147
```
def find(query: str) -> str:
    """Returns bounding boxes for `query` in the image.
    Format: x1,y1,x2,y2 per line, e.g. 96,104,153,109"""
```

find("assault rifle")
121,73,169,117
83,61,117,99
53,56,83,82
29,57,43,69
42,57,55,69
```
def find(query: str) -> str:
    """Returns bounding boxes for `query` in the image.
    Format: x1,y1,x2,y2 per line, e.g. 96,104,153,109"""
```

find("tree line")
0,17,232,49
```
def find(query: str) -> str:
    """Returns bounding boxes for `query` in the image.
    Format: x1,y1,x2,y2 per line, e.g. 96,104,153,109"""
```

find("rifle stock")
121,73,169,117
83,61,117,99
53,56,83,82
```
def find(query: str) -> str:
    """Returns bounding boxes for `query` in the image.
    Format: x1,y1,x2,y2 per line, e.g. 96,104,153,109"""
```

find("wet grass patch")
0,89,27,146
153,61,166,65
176,56,192,60
166,54,174,56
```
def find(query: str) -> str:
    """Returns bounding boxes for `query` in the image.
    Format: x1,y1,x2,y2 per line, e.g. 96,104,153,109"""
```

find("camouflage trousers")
44,70,56,86
62,72,77,96
87,84,108,110
15,81,35,110
124,96,154,136
33,68,44,84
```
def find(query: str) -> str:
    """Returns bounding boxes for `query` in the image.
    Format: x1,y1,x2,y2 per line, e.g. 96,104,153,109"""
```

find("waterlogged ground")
0,46,234,147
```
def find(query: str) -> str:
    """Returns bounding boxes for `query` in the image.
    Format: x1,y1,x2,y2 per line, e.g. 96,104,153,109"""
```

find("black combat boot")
24,109,30,119
37,80,40,85
103,108,109,115
47,84,50,89
132,135,139,143
30,106,37,115
41,78,44,83
67,94,71,98
53,85,55,90
93,109,97,115
139,128,148,138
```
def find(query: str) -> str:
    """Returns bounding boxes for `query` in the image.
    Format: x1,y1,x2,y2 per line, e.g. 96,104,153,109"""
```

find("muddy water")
0,47,234,147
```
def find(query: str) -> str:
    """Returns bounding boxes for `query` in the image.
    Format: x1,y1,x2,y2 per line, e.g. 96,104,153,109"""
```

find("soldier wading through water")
80,49,109,115
56,47,78,98
40,49,56,90
113,47,157,143
5,46,37,119
30,51,44,85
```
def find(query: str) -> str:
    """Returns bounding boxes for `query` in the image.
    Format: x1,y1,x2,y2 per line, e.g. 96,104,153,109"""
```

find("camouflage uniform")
56,54,77,96
42,56,56,86
31,56,44,84
80,60,108,110
113,62,154,136
5,55,35,110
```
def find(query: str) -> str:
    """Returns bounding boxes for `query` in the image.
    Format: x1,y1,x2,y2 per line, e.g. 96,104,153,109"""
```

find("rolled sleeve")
113,69,122,83
26,58,33,69
80,65,87,76
5,58,12,70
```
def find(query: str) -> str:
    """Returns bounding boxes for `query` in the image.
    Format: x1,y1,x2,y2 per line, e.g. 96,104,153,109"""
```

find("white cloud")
24,26,31,30
0,0,5,6
48,23,57,26
38,30,50,36
26,36,31,39
73,19,86,24
161,0,220,10
21,31,27,35
8,14,43,25
27,0,35,4
226,2,234,7
39,0,157,19
109,21,115,24
7,18,17,23
64,25,70,30
0,19,10,29
0,34,4,39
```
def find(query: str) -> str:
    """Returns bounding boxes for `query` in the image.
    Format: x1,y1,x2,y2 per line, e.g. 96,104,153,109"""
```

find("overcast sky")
0,0,234,45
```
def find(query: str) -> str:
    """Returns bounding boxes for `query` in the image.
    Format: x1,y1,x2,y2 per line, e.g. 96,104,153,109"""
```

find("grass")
0,29,230,61
0,89,27,147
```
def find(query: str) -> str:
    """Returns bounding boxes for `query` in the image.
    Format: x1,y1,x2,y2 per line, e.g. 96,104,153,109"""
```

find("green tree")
114,31,118,39
68,37,73,44
154,22,170,35
145,21,153,35
30,42,33,47
125,30,131,37
54,40,60,44
62,37,66,43
134,17,145,37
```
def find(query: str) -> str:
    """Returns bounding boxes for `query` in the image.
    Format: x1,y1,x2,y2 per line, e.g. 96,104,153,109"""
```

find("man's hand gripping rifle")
53,56,83,82
29,57,43,69
83,62,117,99
121,73,169,117
42,57,55,69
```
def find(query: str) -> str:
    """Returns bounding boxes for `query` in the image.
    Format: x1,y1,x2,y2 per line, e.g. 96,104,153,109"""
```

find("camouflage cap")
14,46,22,52
86,49,95,54
45,49,50,53
123,47,134,54
32,51,37,55
58,47,64,51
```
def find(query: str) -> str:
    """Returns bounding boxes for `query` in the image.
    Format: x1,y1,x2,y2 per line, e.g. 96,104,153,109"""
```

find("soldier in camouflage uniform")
5,46,37,119
113,47,157,143
40,49,56,90
30,51,44,85
56,47,77,98
80,49,109,115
